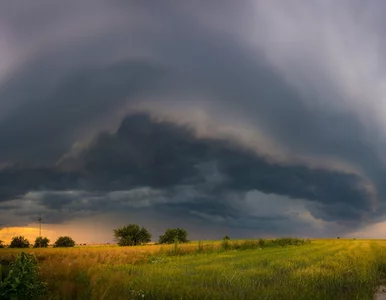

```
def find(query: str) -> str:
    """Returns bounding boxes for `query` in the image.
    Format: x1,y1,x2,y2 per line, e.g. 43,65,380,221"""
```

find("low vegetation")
272,237,311,246
0,238,386,299
0,252,47,299
0,226,385,299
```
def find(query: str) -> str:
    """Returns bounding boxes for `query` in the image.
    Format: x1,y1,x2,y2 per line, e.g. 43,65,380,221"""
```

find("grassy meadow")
1,238,386,299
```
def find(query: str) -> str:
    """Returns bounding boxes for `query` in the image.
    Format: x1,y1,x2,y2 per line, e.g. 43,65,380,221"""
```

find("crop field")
2,239,386,299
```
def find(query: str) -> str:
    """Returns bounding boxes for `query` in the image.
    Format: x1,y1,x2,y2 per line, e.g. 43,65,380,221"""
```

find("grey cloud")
0,113,375,232
0,187,334,238
1,0,381,187
0,59,167,164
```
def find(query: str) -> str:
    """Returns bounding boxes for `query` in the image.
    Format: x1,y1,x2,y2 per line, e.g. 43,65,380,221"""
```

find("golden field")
1,239,386,299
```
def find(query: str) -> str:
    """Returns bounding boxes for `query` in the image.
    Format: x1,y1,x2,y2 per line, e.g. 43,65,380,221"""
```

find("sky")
1,0,386,244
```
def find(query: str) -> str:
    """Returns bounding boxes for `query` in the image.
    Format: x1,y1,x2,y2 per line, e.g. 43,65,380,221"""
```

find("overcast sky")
1,0,386,243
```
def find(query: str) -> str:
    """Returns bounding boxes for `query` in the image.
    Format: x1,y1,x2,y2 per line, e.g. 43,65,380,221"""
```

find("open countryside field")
2,239,386,299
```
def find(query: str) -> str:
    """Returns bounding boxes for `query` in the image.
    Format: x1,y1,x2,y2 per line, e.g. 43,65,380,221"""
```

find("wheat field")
1,239,386,299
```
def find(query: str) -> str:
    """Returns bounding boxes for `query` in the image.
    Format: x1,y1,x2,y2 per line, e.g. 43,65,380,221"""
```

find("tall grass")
1,239,386,299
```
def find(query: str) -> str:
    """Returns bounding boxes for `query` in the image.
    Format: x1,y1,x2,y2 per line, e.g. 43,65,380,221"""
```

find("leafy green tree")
53,236,75,248
33,237,50,248
223,235,230,240
113,224,152,246
159,228,189,244
9,236,30,248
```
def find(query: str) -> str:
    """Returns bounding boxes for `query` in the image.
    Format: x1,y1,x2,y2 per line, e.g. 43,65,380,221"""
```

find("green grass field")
1,239,386,299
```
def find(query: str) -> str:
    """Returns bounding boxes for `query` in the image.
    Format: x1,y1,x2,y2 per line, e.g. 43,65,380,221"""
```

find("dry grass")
1,239,386,299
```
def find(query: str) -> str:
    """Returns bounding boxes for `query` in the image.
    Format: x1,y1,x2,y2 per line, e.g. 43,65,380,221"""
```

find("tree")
9,236,30,248
53,236,75,248
223,236,230,240
0,240,4,248
33,236,50,248
113,224,152,246
159,228,189,244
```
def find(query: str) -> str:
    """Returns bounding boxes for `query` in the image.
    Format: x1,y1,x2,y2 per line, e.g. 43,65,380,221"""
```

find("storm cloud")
1,0,386,238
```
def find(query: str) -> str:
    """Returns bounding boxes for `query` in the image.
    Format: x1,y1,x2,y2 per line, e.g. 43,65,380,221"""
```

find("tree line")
0,236,75,248
0,224,190,248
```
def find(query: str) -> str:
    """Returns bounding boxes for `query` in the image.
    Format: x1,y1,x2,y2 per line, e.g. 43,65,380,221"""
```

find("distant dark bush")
9,236,30,248
221,238,231,251
33,237,50,248
54,236,75,248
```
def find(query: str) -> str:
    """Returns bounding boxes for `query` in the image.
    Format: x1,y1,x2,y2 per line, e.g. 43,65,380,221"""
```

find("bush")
223,236,230,240
258,238,266,248
159,228,189,244
33,237,50,248
0,240,4,248
0,252,47,299
54,236,75,248
221,238,231,251
9,236,30,248
113,224,152,246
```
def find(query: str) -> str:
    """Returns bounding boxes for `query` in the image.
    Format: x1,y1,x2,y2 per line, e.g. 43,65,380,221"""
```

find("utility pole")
38,215,42,238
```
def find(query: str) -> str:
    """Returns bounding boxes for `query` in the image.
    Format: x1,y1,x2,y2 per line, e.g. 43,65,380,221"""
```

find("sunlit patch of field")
2,239,386,299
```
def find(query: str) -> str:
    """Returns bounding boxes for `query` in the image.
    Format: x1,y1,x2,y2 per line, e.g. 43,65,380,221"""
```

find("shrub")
113,224,151,246
0,252,47,299
54,236,75,248
33,237,50,248
221,238,231,251
223,236,230,240
258,238,266,248
9,236,30,248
